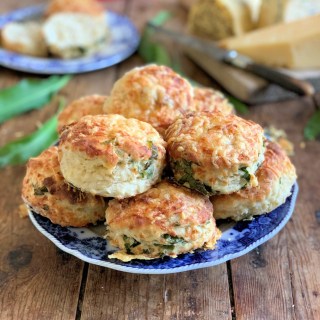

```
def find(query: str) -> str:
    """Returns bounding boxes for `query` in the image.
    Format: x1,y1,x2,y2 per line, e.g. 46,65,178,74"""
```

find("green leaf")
138,11,172,65
0,98,65,168
0,75,71,124
304,109,320,140
227,95,249,115
162,234,186,244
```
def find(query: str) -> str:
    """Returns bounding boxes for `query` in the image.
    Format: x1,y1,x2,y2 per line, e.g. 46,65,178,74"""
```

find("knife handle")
224,51,315,96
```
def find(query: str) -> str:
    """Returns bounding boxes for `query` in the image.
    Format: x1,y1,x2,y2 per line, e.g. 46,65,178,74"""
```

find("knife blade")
147,22,315,96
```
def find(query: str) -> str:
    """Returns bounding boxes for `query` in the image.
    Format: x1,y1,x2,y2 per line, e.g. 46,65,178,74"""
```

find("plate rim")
0,4,140,74
28,182,299,274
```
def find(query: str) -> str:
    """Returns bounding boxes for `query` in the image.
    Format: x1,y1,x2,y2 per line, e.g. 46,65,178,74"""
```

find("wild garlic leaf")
304,109,320,140
0,75,71,124
227,95,249,115
0,98,65,167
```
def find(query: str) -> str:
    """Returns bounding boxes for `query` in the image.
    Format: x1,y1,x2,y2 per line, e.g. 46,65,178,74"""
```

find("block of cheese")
220,14,320,69
188,0,254,41
258,0,320,28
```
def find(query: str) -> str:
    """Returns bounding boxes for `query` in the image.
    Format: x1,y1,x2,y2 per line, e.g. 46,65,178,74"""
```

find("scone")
107,181,221,261
103,65,194,135
45,0,105,19
1,21,47,57
211,141,297,221
58,114,166,198
192,87,234,115
22,146,106,227
43,13,108,59
57,95,107,132
165,112,265,195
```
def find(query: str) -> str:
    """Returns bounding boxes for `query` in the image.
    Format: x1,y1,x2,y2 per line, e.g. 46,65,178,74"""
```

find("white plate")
0,5,140,74
28,183,298,274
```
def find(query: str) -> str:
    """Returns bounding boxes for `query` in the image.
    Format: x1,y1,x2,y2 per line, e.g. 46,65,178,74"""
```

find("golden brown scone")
107,180,221,261
165,112,265,195
45,0,105,18
22,146,106,227
58,114,166,198
57,95,107,132
211,141,297,221
1,21,47,57
103,65,194,135
192,87,234,115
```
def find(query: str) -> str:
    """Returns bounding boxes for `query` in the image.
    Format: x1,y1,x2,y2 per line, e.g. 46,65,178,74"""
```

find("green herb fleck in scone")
22,146,107,227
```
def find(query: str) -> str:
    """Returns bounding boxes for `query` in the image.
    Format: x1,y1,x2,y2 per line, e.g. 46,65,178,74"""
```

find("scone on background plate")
103,64,194,135
45,0,105,19
57,95,108,132
106,180,221,262
192,87,234,115
1,21,47,57
165,112,265,195
211,141,297,221
43,12,108,59
58,114,166,198
22,146,107,227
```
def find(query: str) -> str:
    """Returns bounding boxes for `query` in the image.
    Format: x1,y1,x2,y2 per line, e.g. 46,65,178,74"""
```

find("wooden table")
1,1,320,319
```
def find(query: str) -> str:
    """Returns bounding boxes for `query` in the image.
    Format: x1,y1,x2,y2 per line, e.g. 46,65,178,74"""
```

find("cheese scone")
58,115,166,198
103,65,194,135
211,141,297,221
45,0,105,19
107,181,221,261
1,21,47,57
165,112,265,195
192,87,234,115
57,95,108,132
22,146,106,227
43,13,108,59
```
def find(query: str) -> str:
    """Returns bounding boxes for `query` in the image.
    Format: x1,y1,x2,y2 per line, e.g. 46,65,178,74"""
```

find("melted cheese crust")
58,95,107,132
22,147,106,227
103,65,194,135
192,87,234,115
211,141,297,220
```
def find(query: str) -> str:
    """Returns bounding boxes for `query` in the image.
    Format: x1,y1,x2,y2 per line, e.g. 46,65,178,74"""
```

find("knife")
147,22,315,96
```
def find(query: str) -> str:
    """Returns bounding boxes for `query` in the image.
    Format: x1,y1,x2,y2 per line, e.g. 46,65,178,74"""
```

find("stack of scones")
22,64,297,262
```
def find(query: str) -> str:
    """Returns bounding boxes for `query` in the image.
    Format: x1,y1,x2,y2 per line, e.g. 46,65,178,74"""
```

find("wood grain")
81,266,231,320
231,96,320,320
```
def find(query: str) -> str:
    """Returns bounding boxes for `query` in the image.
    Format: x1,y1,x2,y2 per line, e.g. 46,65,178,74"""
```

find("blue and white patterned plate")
0,5,140,74
28,183,298,274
